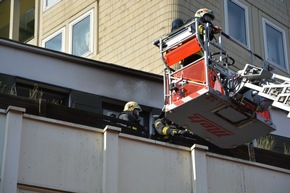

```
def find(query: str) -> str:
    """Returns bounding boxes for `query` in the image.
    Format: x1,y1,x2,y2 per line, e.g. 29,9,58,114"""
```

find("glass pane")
227,0,247,45
19,4,35,43
266,24,285,68
0,0,11,39
72,15,90,56
45,33,62,51
45,0,59,7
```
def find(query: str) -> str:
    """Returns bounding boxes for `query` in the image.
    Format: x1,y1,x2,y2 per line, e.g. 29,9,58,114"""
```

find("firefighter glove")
170,129,178,136
178,129,192,136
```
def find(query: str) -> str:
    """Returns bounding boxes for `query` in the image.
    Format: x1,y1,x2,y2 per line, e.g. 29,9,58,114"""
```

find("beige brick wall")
98,0,174,74
97,0,225,74
41,0,96,33
38,0,290,75
247,0,290,27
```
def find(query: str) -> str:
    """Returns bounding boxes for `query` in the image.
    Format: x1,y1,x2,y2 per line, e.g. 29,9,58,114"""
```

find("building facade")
1,0,289,75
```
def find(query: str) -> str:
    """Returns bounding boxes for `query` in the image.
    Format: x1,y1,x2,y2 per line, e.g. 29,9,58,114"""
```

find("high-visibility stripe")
166,87,208,111
162,126,170,135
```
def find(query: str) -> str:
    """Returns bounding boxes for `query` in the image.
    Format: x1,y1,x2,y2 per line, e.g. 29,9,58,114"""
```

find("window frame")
43,0,60,11
224,0,250,49
69,10,94,57
15,79,70,106
262,17,289,72
42,28,65,52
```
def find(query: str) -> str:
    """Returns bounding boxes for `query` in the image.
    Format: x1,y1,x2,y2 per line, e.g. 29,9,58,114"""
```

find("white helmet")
195,8,215,20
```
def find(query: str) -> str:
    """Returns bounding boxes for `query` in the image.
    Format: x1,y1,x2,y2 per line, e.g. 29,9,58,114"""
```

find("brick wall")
38,0,290,75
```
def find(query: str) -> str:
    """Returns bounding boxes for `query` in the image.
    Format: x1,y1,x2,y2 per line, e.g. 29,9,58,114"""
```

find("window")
42,28,65,52
16,80,69,106
43,0,60,10
262,18,288,71
0,73,16,95
19,7,35,43
70,90,102,114
224,0,250,48
69,10,93,57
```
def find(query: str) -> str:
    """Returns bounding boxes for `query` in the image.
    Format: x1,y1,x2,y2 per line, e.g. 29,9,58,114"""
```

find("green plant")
1,84,6,93
50,99,63,105
29,84,43,100
0,81,16,95
256,135,276,150
0,81,5,93
284,143,290,155
9,84,16,95
28,84,63,105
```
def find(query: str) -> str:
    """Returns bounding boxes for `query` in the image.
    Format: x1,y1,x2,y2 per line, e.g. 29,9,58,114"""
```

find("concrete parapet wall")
0,106,290,193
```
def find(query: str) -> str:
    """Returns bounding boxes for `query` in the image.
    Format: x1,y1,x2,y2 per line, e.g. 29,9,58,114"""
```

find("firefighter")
118,101,142,124
194,8,222,40
170,8,221,40
153,117,190,137
171,18,184,32
183,8,222,66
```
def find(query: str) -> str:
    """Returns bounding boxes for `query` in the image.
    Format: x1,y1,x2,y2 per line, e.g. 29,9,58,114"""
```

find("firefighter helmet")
171,18,184,32
123,101,142,112
194,8,215,20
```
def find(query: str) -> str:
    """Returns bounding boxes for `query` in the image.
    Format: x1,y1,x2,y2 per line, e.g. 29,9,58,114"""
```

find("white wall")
19,117,104,193
207,153,290,193
0,107,289,193
17,114,194,193
118,137,192,193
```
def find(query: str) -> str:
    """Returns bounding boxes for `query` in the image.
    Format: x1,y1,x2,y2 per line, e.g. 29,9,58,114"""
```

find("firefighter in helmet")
183,8,222,66
170,8,221,38
194,8,222,40
171,18,184,32
118,101,142,124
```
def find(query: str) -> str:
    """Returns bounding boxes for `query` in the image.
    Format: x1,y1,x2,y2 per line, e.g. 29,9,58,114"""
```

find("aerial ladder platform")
154,18,290,148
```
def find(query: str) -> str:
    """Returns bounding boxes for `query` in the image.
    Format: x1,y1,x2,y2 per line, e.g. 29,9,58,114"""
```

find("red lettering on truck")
188,113,234,137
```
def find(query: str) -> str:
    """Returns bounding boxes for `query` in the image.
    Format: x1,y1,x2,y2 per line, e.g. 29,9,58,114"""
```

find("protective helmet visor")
135,105,142,112
133,108,141,117
203,14,213,23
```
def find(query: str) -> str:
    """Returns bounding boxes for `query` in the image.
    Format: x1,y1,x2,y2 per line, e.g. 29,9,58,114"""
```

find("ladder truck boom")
231,63,290,118
154,18,290,148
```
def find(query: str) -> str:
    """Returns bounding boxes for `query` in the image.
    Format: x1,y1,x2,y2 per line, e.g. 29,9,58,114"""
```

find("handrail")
220,31,264,64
